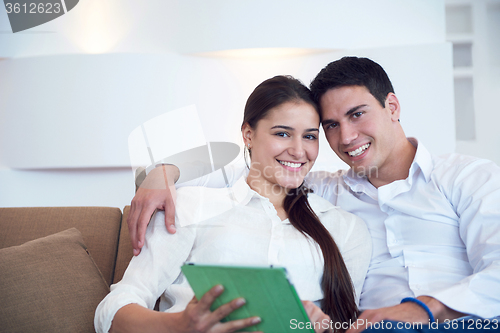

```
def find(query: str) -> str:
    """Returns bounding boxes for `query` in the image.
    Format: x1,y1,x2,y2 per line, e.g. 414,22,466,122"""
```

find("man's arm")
128,160,247,256
128,165,179,256
348,157,500,333
427,157,500,317
346,296,465,333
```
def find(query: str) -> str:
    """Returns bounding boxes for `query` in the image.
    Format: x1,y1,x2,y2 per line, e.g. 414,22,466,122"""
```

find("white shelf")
453,67,474,78
446,34,474,43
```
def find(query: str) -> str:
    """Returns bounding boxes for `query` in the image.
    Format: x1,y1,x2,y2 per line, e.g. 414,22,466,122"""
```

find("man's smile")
346,143,371,157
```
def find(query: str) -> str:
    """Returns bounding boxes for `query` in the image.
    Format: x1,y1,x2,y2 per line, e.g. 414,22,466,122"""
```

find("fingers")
164,185,177,234
302,300,315,314
196,285,225,313
128,191,162,256
208,296,261,333
128,165,180,254
211,297,246,322
302,301,330,333
136,205,154,251
127,198,142,256
186,286,262,333
214,316,262,333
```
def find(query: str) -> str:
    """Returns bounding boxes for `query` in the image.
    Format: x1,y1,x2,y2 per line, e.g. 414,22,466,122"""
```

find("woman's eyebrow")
270,125,294,130
270,125,319,132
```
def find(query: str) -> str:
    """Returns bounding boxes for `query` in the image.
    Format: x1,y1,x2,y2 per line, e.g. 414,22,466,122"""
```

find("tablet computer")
181,263,315,332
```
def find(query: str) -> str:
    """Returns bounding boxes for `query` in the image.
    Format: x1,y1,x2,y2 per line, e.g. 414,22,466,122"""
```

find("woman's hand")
173,285,262,333
110,285,261,333
302,301,331,333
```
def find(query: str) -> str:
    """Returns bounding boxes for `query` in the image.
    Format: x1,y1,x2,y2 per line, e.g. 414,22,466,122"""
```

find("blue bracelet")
401,297,436,323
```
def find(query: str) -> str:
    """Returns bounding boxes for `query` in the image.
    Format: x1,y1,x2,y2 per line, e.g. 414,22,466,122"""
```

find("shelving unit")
445,0,500,165
445,1,475,141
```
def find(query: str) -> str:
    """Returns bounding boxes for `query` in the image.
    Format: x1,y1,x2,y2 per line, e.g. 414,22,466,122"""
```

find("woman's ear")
385,93,401,122
241,123,253,148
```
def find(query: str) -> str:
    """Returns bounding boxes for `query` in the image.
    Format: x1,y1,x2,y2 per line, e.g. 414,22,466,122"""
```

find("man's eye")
326,123,338,130
353,112,363,118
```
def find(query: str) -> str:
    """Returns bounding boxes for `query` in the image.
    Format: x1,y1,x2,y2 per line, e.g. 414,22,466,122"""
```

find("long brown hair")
242,76,358,330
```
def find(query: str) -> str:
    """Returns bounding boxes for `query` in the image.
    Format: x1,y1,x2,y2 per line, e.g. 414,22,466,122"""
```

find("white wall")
0,0,454,208
0,0,445,56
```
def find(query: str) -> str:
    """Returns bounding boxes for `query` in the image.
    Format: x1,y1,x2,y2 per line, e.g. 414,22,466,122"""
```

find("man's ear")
385,93,401,122
241,123,254,147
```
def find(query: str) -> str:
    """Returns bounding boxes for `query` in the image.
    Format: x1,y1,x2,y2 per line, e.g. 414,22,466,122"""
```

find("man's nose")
340,123,358,145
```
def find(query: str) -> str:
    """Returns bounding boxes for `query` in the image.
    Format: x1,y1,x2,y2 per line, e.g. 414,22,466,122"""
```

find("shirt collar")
342,137,433,194
230,176,255,206
407,137,433,183
232,176,335,214
231,175,284,207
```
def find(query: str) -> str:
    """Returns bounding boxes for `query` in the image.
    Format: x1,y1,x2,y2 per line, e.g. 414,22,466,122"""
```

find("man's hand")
302,301,331,333
346,296,466,333
175,285,262,333
347,302,428,333
128,165,180,256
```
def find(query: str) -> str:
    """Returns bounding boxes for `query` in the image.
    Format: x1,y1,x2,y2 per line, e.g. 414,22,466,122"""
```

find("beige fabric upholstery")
0,228,109,333
113,205,134,284
0,206,122,286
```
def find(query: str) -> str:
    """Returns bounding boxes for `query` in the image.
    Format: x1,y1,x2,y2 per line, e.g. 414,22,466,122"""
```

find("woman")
95,76,371,333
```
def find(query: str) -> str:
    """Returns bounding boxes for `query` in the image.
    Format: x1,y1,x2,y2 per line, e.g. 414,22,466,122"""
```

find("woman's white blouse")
94,177,372,333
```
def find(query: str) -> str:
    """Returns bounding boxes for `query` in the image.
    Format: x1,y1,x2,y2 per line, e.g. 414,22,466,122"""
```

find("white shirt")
183,138,500,318
94,176,371,333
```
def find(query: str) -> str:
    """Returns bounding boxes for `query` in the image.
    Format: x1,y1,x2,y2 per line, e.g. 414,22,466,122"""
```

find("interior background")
0,0,498,208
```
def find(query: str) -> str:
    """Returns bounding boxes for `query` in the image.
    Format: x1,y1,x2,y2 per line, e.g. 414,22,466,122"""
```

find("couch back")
0,206,134,286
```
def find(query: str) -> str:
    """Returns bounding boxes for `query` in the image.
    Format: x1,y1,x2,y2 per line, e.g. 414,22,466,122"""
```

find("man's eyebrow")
345,104,367,116
321,104,367,127
322,119,336,127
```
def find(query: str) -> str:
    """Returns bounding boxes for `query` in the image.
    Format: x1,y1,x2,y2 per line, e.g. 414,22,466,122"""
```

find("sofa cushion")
113,205,134,284
0,228,109,333
0,207,122,285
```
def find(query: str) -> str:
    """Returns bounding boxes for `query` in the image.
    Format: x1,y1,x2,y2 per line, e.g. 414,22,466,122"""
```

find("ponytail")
284,185,359,332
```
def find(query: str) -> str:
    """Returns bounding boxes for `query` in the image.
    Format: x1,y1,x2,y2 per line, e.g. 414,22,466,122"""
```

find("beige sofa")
0,206,135,333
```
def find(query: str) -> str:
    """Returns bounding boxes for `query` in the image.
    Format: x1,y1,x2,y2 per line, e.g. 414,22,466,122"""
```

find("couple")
97,57,500,332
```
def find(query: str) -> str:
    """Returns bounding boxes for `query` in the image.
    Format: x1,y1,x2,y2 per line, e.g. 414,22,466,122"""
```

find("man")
127,57,500,330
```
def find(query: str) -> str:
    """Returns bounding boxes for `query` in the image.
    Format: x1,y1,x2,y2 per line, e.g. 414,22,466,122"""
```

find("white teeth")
348,143,370,157
278,160,302,168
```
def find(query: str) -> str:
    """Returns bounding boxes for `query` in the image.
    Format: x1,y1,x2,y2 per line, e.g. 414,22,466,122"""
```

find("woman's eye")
275,132,289,137
304,134,317,140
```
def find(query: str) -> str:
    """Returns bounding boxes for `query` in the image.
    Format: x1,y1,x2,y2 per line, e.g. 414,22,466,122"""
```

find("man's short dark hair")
310,56,395,108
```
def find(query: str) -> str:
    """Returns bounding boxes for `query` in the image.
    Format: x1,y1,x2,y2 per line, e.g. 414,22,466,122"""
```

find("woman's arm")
110,286,261,333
